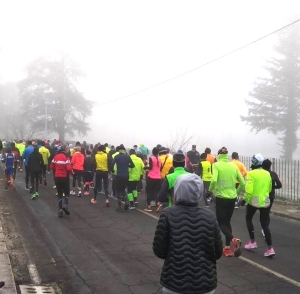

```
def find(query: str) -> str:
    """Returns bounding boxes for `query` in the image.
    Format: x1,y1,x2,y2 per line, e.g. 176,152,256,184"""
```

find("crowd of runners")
0,138,282,261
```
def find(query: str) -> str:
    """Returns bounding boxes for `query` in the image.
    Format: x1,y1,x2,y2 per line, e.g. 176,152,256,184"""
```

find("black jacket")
28,150,43,172
153,205,223,294
84,156,95,172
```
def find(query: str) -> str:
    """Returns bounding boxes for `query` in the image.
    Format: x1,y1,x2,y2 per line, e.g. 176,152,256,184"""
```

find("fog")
1,0,300,158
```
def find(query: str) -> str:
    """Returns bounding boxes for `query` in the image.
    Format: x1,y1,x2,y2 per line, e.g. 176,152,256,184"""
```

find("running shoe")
144,206,152,212
223,248,233,257
90,198,97,204
264,248,275,257
134,201,139,207
261,229,265,237
53,185,56,189
129,205,135,210
232,238,242,257
105,199,110,207
70,190,76,195
62,204,70,215
84,191,89,196
0,281,5,291
78,191,82,197
35,192,39,199
58,209,64,218
244,241,258,249
31,193,37,200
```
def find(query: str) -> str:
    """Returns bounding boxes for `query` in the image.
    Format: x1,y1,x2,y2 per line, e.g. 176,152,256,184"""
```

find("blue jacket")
111,153,134,177
23,145,34,167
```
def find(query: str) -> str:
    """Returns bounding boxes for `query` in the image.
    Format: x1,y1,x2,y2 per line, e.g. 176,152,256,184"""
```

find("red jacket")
50,152,73,178
71,152,85,171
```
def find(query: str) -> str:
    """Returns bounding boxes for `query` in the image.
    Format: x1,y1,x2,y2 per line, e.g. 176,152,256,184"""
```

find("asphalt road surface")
1,170,300,294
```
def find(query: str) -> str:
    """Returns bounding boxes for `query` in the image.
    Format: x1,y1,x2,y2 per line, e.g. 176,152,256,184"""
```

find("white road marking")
27,263,42,285
109,196,300,288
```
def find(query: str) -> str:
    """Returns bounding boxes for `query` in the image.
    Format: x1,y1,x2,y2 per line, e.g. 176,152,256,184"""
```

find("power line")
97,18,300,106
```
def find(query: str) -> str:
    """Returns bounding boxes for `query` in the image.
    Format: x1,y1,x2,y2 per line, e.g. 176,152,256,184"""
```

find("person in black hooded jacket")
28,147,43,200
262,159,282,229
153,173,223,294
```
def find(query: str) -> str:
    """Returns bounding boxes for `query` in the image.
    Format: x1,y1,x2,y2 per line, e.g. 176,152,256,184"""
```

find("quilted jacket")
153,173,223,294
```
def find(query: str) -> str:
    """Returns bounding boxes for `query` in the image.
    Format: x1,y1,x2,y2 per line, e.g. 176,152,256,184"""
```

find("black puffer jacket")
153,205,223,294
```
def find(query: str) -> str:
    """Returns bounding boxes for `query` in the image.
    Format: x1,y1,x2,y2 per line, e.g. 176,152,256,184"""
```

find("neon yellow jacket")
244,168,272,208
39,146,50,165
209,154,245,199
129,154,144,181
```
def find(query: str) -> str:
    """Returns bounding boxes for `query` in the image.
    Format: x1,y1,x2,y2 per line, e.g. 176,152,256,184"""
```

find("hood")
174,173,204,205
140,144,144,147
217,154,229,162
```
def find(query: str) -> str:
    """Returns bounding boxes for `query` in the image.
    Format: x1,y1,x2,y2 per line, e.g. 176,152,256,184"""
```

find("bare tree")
165,127,194,154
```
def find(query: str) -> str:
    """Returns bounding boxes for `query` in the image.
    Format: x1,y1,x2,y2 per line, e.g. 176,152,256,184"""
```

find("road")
0,170,300,294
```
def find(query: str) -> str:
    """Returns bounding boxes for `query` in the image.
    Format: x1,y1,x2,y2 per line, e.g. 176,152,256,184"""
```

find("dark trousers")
202,181,210,206
94,171,109,199
30,171,40,193
216,197,236,246
25,166,30,187
137,178,143,192
266,197,275,226
112,175,116,196
55,177,69,209
116,175,128,207
40,164,47,183
72,169,83,189
146,177,161,206
246,204,272,246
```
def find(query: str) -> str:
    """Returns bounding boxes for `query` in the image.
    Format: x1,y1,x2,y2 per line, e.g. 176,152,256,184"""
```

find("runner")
28,147,43,200
242,154,274,257
111,145,135,212
204,147,217,164
83,149,95,196
10,142,20,180
144,147,162,212
187,145,200,175
91,145,110,206
50,144,73,217
156,153,190,212
39,141,50,186
22,140,34,191
261,159,282,234
127,149,145,209
199,153,212,207
70,146,84,197
1,147,17,191
231,152,248,208
207,147,245,257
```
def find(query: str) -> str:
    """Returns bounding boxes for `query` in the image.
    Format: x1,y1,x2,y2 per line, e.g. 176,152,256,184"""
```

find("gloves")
239,199,246,206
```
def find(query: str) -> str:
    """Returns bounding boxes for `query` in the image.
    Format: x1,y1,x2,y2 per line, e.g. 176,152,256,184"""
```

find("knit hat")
251,153,264,168
262,158,272,169
158,147,168,154
177,150,184,154
174,173,204,204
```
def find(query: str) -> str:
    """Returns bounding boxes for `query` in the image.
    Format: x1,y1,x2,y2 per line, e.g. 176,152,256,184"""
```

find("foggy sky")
0,1,300,158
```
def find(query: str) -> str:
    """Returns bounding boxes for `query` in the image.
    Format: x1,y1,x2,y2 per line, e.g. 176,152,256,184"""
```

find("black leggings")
30,171,40,193
116,176,128,207
55,177,69,209
72,170,83,189
146,177,161,206
216,197,236,246
25,166,30,186
94,171,109,199
246,204,272,246
266,197,275,226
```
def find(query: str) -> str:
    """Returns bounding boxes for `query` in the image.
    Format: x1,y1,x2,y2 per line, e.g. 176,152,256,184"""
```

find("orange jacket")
71,152,85,171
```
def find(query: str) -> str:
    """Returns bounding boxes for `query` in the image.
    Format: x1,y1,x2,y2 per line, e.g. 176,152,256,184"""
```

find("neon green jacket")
209,154,245,199
17,143,25,156
129,155,144,181
244,168,272,208
112,152,119,175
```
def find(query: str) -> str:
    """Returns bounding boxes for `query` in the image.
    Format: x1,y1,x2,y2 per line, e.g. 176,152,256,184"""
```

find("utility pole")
45,100,48,140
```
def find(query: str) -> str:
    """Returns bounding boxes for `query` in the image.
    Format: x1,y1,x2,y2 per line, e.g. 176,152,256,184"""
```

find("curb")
0,225,18,294
271,211,300,222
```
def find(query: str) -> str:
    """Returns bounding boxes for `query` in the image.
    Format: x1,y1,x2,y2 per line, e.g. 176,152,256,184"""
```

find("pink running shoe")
244,241,258,249
264,248,275,257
